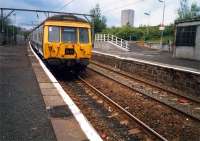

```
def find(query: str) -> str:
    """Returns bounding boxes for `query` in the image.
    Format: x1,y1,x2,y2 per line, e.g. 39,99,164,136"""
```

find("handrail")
95,34,130,51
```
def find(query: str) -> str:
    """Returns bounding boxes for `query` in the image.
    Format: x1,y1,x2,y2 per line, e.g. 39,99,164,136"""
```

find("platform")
0,44,56,141
93,42,200,97
94,41,200,72
0,44,102,141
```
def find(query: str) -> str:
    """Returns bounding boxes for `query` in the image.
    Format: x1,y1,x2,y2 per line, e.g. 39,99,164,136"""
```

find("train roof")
30,14,90,33
45,14,89,23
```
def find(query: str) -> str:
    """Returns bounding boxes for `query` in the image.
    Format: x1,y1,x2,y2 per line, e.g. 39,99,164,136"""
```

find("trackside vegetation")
102,25,174,43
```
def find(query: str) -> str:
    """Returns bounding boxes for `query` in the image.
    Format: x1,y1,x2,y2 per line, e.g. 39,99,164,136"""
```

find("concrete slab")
39,83,56,89
51,118,88,141
41,88,60,96
43,95,66,107
33,64,54,83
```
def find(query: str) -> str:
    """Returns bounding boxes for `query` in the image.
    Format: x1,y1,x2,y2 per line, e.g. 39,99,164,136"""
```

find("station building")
174,17,200,61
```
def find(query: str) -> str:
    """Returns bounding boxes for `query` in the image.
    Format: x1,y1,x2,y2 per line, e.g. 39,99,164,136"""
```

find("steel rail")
79,76,168,141
88,62,200,121
90,61,200,104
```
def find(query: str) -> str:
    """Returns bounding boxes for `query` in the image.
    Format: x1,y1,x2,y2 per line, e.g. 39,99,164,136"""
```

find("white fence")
95,34,130,51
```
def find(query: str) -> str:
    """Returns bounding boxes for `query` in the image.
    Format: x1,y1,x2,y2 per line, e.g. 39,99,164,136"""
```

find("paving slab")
51,118,88,141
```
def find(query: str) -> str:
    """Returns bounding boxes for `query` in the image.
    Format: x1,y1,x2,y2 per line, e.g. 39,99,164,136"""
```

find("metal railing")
95,34,130,51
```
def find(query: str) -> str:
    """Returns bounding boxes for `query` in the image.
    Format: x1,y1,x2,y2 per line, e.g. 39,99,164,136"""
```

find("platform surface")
94,41,200,72
0,44,57,141
28,45,91,141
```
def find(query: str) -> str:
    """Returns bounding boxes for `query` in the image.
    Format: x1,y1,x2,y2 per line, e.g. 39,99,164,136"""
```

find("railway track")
45,59,200,140
88,61,200,121
78,76,168,141
90,61,200,103
58,74,167,140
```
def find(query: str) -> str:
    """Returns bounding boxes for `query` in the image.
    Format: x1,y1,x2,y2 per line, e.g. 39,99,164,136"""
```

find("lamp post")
144,11,151,39
158,0,165,49
13,13,16,44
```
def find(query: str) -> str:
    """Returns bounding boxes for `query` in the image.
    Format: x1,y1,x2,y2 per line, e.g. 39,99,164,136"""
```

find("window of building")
176,26,197,47
48,26,60,42
61,27,77,43
79,28,89,43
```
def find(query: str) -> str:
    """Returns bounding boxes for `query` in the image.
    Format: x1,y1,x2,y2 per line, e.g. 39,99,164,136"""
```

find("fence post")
111,35,113,43
98,33,129,50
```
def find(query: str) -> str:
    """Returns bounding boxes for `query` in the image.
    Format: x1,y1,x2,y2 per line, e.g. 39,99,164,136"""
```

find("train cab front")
43,26,92,67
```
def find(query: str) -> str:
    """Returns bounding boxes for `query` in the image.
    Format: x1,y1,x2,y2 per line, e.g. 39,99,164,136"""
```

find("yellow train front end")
42,19,92,68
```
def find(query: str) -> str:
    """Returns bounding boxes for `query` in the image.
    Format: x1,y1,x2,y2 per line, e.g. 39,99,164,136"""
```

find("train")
30,14,92,70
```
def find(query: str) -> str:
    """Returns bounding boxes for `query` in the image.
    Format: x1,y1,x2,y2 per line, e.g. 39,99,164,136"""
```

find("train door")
44,26,61,59
78,27,92,58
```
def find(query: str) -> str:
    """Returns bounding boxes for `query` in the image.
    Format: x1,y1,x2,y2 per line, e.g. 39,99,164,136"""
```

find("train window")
48,26,60,42
61,27,77,43
79,28,89,43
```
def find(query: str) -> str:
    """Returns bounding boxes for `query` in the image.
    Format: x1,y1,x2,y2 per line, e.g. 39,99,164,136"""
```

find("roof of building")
175,16,200,24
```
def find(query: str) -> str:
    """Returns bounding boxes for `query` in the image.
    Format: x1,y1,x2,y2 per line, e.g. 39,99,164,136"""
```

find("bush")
102,25,174,42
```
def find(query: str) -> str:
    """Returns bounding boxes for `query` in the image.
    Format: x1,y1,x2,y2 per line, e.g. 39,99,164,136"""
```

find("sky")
0,0,199,29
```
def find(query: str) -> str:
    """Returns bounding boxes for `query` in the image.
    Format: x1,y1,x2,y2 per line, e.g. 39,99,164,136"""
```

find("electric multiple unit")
30,15,92,69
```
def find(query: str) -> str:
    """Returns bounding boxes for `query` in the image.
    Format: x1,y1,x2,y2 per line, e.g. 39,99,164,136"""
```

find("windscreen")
48,26,60,42
79,28,89,43
61,27,77,43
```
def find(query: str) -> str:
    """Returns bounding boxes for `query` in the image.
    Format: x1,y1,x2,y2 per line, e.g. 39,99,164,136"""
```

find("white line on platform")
93,50,200,75
29,42,103,141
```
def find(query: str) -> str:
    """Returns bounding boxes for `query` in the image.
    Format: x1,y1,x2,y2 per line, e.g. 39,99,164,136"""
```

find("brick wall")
92,53,200,96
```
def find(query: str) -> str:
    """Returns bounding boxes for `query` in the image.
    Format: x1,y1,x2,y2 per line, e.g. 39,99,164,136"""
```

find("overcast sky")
1,0,199,28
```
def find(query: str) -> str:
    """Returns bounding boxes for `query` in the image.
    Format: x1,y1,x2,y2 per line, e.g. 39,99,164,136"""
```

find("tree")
102,25,174,42
177,0,200,20
190,2,200,17
90,4,107,33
